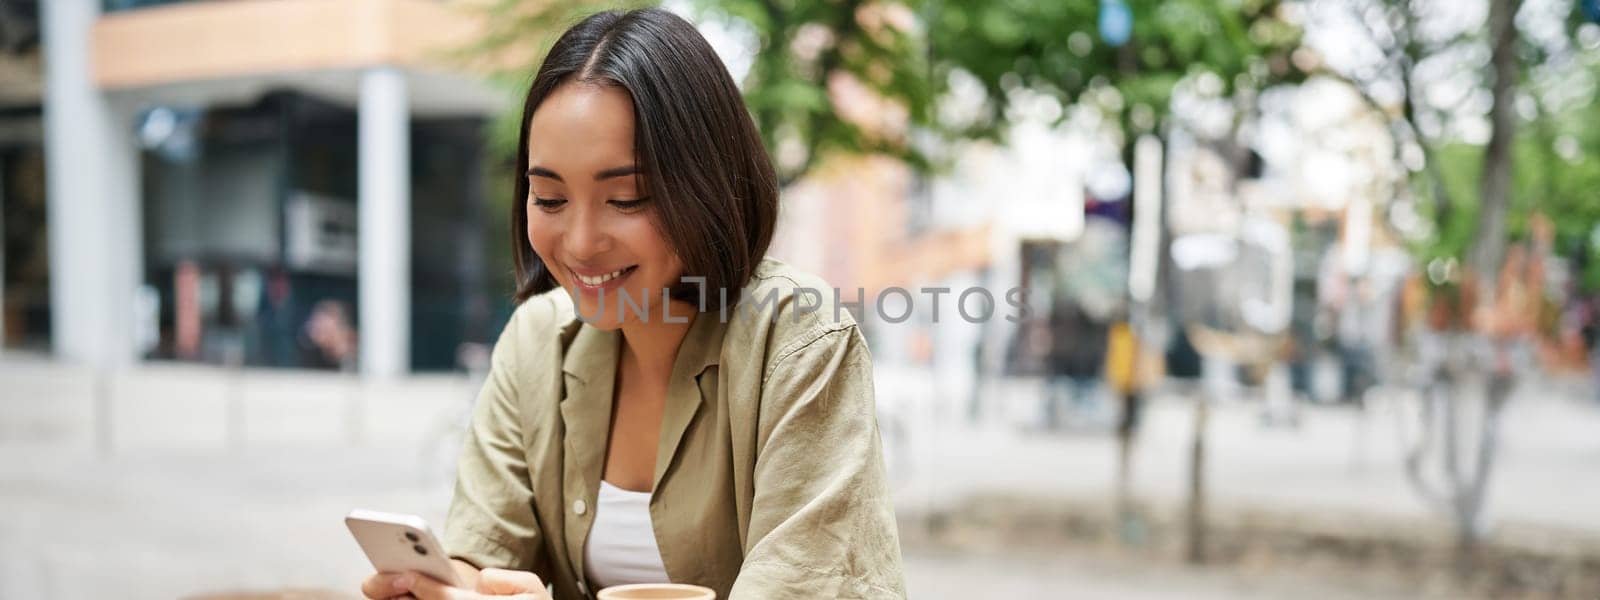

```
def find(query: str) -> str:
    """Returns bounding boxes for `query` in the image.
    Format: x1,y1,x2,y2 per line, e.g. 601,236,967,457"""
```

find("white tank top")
583,480,671,590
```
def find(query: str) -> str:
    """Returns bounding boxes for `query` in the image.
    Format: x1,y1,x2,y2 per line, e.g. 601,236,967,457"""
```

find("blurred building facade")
2,0,505,376
766,72,1430,414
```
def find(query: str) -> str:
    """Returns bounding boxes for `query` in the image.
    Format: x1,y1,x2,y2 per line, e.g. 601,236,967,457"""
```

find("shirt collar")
676,308,726,377
560,308,725,384
559,319,618,384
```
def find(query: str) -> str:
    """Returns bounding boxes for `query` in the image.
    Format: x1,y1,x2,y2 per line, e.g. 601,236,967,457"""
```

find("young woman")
361,8,904,600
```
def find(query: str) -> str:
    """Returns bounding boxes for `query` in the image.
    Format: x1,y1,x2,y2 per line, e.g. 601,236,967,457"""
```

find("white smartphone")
345,509,461,587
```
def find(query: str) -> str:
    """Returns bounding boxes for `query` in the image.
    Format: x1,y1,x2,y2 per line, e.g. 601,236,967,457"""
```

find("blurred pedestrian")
1043,299,1106,429
1106,321,1144,439
253,266,296,367
1474,244,1539,415
300,299,356,371
174,259,202,360
1105,319,1149,540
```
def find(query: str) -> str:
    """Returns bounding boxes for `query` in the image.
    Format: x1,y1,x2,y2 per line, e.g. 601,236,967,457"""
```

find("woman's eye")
532,197,567,211
610,197,650,212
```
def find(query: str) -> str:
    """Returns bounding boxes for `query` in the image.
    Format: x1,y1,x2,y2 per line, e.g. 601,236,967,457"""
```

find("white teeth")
575,268,629,286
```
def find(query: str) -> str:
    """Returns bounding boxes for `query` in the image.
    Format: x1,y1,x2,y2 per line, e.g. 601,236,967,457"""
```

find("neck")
617,299,698,381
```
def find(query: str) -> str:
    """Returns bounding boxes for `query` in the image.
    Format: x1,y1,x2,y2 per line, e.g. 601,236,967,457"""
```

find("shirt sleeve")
729,324,907,599
443,311,550,576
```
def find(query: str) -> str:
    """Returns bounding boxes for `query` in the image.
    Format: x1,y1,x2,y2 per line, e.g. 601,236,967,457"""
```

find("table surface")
184,589,358,600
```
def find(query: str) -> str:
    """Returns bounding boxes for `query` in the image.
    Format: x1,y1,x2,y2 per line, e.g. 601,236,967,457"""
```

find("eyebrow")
526,165,641,182
595,165,640,180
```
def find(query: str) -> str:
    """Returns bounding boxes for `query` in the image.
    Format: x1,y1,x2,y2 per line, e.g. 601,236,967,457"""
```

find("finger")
360,573,407,599
475,568,546,594
403,570,464,600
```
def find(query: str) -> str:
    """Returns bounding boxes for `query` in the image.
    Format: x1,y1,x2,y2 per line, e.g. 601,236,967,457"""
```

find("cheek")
525,217,557,268
621,220,678,270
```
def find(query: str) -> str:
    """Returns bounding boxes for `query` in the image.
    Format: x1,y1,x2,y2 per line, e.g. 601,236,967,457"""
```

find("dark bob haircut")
510,8,779,306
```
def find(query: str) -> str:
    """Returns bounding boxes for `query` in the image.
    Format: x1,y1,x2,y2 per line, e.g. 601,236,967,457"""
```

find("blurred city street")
6,0,1600,598
3,355,1597,598
884,368,1600,537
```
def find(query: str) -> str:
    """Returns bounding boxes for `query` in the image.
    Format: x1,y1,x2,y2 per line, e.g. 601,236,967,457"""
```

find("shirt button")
573,499,587,515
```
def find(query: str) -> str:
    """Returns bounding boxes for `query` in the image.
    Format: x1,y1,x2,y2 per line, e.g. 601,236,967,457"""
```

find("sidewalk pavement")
879,365,1600,543
3,354,1598,598
0,352,480,454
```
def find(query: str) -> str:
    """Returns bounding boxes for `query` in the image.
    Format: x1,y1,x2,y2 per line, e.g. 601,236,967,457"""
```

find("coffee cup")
595,583,716,600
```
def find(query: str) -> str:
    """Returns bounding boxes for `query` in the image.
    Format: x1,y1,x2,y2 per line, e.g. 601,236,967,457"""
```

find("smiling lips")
569,265,637,292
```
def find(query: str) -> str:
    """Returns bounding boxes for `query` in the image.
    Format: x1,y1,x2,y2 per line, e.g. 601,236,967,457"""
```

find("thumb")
475,568,546,594
403,571,461,600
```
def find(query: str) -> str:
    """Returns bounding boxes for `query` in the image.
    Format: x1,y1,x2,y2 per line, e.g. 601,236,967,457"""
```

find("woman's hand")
361,568,550,600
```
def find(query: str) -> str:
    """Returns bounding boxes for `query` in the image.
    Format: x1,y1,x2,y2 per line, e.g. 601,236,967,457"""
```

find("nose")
562,203,612,263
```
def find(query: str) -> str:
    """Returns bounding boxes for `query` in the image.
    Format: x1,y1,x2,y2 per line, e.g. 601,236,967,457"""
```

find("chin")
565,285,662,330
565,290,620,329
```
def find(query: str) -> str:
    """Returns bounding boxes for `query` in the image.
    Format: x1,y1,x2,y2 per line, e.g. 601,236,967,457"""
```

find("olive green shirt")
443,258,906,599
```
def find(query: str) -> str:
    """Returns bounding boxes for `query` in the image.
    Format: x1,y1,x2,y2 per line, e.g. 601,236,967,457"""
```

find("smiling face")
524,82,685,329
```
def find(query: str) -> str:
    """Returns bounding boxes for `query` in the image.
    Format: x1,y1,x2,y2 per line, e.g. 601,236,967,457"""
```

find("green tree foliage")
923,0,1306,143
472,0,935,185
1332,0,1600,289
464,0,1315,302
474,0,1307,184
1428,75,1600,290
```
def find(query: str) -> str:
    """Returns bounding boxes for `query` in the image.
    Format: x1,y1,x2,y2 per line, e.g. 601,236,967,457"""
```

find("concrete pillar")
358,67,410,378
43,0,142,368
0,158,6,353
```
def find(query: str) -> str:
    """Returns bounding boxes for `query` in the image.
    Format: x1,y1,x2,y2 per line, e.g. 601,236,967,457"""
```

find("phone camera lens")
414,544,428,556
404,532,419,542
